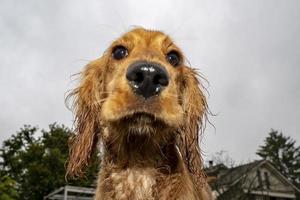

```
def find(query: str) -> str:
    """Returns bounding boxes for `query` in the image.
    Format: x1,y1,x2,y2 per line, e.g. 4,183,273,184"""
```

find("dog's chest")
109,168,156,200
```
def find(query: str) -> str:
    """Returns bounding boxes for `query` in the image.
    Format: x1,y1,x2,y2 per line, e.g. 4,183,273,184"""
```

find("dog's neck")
103,129,180,173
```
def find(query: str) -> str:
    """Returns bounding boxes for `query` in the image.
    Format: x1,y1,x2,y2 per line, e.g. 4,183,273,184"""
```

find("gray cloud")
0,0,299,163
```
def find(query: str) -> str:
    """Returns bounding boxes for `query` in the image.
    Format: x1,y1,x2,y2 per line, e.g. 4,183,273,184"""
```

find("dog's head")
67,28,208,186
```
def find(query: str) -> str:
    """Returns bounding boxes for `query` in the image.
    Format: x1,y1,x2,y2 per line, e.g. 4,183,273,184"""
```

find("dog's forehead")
118,28,174,49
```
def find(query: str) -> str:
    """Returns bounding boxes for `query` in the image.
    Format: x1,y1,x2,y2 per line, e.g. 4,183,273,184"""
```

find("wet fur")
66,28,213,199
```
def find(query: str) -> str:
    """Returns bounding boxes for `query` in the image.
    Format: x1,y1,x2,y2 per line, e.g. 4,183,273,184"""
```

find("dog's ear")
66,55,109,178
177,67,208,192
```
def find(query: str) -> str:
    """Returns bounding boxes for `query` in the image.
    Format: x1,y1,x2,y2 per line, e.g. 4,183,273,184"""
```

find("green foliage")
0,174,19,200
257,129,300,188
0,123,99,200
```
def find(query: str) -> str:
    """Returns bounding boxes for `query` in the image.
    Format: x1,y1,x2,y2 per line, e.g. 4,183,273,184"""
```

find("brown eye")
112,45,128,60
166,51,181,67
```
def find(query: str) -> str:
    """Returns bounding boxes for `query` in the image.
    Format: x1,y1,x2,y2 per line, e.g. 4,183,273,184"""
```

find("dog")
66,28,212,200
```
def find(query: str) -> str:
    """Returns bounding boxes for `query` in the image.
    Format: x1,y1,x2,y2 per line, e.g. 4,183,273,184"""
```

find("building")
206,160,300,199
44,185,95,200
45,160,300,199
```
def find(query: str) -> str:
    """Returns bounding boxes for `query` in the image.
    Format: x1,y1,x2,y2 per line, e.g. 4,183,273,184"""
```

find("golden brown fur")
66,28,213,200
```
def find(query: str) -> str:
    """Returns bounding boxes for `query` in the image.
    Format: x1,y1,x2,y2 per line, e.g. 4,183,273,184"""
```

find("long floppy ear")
177,67,208,192
66,55,109,178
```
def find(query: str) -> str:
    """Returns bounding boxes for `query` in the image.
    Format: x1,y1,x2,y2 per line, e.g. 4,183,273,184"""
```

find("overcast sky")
1,0,299,164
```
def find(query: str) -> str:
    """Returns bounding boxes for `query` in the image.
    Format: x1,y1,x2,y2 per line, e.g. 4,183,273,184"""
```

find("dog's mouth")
122,112,166,126
113,112,169,134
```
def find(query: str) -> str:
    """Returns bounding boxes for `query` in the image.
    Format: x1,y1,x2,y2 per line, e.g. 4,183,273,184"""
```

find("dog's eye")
166,51,181,67
112,45,128,60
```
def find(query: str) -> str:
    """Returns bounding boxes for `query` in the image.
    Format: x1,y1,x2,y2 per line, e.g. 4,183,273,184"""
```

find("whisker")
92,97,109,105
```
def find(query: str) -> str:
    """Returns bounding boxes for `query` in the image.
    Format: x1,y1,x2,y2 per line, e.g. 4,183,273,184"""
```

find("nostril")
153,74,168,86
134,72,144,83
153,74,160,85
159,78,168,86
126,70,144,84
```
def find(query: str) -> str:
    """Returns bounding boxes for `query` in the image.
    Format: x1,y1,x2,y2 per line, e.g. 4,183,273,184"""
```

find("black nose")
126,62,169,99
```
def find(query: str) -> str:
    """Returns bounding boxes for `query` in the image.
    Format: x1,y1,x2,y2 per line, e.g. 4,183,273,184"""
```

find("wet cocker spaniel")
67,28,212,200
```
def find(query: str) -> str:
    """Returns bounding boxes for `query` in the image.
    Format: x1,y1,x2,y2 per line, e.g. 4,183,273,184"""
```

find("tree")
0,123,99,200
0,173,19,200
256,129,300,188
209,150,235,168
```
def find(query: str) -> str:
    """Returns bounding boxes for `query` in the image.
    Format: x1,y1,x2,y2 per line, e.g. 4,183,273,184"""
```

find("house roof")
216,160,264,186
205,160,300,193
205,163,228,176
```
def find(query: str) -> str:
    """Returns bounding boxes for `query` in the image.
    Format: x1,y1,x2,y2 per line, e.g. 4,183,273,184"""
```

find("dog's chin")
110,112,171,135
